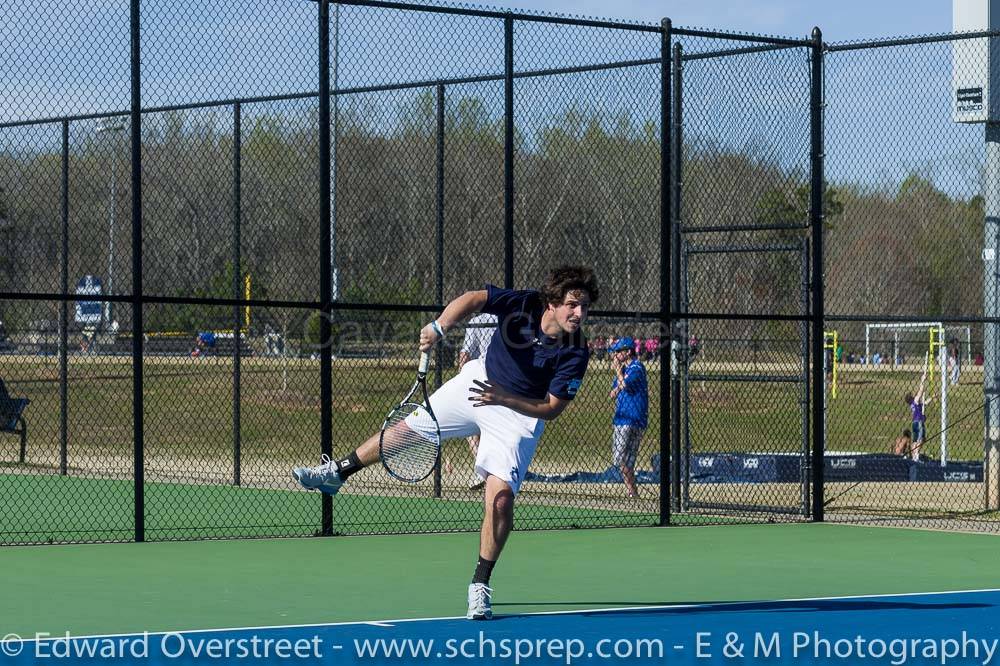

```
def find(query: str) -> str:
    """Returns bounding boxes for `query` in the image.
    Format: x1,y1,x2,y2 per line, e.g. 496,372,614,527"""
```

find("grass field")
0,352,993,542
1,353,984,468
685,361,986,462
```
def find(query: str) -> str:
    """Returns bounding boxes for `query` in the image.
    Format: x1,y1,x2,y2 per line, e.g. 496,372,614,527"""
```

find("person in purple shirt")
905,372,931,461
291,266,598,621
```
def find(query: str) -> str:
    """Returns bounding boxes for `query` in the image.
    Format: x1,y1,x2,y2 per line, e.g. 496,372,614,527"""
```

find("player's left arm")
468,381,570,420
470,345,588,420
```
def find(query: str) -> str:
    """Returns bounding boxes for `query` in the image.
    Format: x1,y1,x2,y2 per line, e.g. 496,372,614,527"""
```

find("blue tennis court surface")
7,589,1000,665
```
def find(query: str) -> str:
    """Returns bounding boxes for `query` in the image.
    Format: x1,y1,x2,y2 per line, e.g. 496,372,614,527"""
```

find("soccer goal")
863,322,970,369
864,322,970,465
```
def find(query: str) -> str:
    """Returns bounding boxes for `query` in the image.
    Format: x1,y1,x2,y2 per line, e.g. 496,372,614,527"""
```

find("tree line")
0,90,985,347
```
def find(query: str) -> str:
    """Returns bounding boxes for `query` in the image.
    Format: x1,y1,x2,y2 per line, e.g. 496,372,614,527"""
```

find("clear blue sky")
498,0,951,42
1,0,963,125
3,0,982,200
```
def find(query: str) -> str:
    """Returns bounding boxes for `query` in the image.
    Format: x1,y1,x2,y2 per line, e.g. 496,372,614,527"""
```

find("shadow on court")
493,598,994,617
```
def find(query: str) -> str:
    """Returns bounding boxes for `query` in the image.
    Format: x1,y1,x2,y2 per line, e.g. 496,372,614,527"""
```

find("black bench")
1,398,29,463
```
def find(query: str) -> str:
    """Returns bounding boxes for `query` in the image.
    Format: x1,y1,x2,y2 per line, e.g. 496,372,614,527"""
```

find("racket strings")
381,402,440,481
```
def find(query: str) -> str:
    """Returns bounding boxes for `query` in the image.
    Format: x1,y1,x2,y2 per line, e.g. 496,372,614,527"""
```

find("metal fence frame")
6,0,999,542
0,1,822,542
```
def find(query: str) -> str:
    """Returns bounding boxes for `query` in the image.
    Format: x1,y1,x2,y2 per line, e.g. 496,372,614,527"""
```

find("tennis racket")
379,351,442,482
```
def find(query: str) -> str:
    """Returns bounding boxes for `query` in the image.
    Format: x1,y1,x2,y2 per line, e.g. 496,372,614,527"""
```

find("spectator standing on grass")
688,334,701,363
948,338,961,386
608,336,648,499
644,337,658,362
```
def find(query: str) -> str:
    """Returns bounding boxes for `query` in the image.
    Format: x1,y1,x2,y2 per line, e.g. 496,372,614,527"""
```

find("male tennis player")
292,265,598,621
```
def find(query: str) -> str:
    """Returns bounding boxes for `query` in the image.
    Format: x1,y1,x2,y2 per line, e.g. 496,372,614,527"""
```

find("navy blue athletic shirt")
480,284,590,401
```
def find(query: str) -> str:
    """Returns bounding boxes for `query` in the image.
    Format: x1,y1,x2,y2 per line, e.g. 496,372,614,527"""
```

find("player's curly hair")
540,265,599,306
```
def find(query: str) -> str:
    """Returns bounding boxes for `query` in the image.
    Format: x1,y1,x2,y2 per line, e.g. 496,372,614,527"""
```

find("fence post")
233,102,242,487
659,18,672,527
60,120,69,476
504,14,514,289
801,236,811,517
130,0,145,542
985,125,1000,509
318,0,334,536
809,27,826,521
434,83,445,499
670,40,683,518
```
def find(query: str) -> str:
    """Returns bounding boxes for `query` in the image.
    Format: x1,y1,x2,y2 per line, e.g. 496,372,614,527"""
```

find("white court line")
519,587,1000,618
19,587,1000,644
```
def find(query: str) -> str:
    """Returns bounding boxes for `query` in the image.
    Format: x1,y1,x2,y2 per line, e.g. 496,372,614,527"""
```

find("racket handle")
418,351,431,376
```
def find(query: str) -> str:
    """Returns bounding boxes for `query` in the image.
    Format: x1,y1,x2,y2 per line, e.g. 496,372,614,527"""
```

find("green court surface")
2,523,998,637
0,473,656,543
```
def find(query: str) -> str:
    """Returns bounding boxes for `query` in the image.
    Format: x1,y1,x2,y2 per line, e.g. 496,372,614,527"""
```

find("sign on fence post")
74,275,103,326
953,0,1000,122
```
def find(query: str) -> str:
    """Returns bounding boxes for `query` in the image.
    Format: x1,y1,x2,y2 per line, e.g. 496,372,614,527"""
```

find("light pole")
96,117,125,331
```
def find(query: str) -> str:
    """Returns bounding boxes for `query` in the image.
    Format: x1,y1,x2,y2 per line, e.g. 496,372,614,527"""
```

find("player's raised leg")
292,294,488,494
292,432,381,495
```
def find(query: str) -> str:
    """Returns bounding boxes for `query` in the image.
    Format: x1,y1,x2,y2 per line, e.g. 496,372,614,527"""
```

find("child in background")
905,373,931,462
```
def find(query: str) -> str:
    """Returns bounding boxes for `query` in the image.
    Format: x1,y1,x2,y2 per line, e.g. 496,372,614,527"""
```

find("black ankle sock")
335,452,362,481
472,556,496,585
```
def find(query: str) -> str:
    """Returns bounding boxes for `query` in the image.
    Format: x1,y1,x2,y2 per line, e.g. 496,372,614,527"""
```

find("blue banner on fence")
551,454,987,486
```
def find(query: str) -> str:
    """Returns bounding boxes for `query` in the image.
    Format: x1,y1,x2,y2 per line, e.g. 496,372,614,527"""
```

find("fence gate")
668,31,818,522
675,240,811,519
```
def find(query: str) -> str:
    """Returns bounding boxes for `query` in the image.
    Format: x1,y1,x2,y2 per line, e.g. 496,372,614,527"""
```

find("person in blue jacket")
608,336,648,498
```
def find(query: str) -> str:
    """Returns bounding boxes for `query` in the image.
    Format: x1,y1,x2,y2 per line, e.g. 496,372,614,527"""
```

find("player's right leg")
468,474,513,621
466,406,544,620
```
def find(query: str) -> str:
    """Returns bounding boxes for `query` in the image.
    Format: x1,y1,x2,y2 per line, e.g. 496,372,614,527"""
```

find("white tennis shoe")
466,583,493,620
292,455,344,495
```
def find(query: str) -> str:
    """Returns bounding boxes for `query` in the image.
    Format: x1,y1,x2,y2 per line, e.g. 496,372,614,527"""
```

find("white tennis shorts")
405,358,543,495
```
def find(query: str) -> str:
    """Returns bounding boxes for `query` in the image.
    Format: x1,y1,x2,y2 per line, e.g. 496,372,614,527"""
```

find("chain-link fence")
821,32,1000,531
2,0,997,544
0,0,678,544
